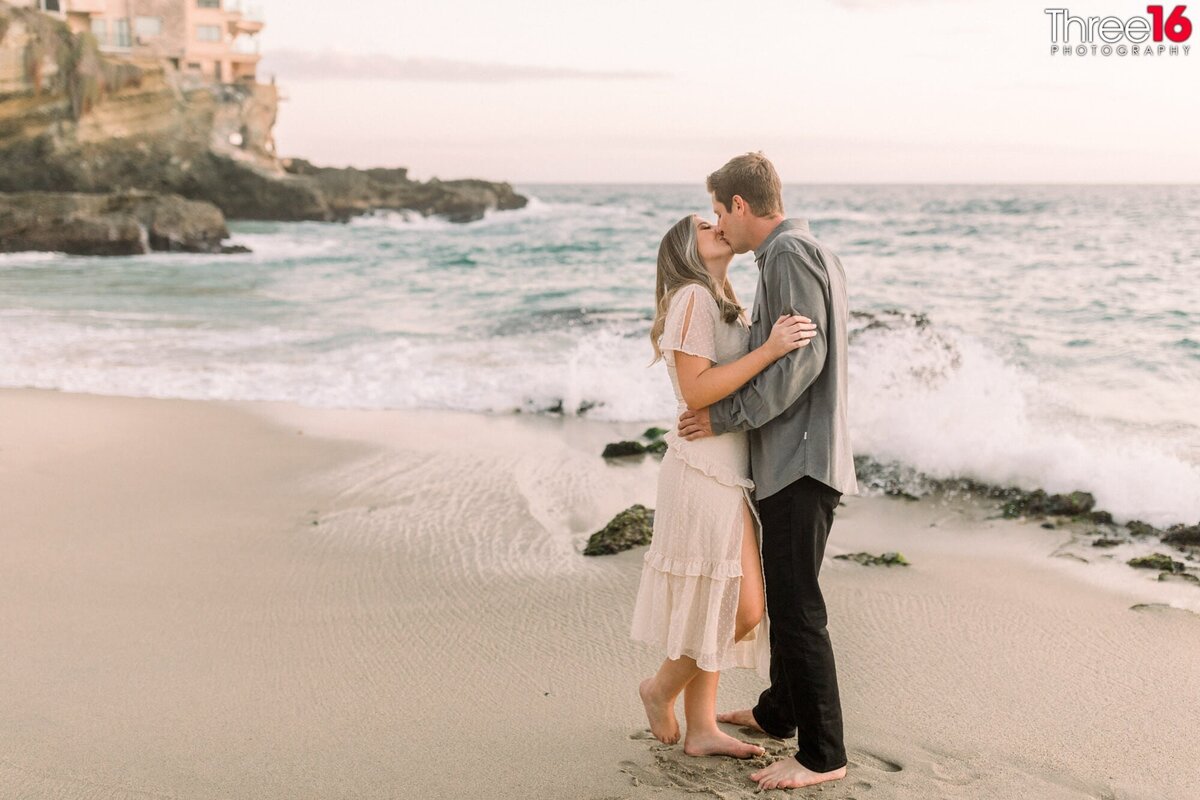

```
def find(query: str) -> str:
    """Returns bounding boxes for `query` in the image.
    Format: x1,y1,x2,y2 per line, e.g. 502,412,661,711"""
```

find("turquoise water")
1,184,1197,524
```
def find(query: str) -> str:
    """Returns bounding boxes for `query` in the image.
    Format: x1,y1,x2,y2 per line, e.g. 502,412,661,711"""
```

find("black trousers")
751,475,847,773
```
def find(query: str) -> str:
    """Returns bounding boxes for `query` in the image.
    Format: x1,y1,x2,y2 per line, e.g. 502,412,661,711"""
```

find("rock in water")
0,191,232,255
642,427,669,440
644,439,668,455
1127,553,1185,573
602,441,647,458
583,505,655,556
834,551,910,567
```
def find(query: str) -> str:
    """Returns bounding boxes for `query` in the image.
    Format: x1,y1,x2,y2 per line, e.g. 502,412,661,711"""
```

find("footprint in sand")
620,747,773,797
850,750,903,773
618,760,673,788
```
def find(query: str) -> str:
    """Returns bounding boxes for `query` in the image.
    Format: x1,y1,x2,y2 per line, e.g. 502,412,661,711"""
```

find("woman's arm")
670,292,814,410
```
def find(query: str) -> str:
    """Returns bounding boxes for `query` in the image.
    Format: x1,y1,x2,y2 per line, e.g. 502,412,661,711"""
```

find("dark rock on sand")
0,191,233,255
1128,553,1186,573
1126,520,1160,538
1162,523,1200,551
1001,490,1095,519
583,504,655,556
641,426,669,456
602,441,647,458
834,551,910,567
1092,538,1124,548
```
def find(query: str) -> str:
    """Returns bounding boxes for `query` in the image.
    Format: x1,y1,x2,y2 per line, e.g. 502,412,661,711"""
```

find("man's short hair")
706,152,784,217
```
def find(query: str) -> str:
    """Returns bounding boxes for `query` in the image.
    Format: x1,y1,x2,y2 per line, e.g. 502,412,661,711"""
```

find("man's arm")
707,248,830,434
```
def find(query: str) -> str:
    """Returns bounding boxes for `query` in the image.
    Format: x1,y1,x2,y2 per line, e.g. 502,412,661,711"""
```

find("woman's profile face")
692,215,732,265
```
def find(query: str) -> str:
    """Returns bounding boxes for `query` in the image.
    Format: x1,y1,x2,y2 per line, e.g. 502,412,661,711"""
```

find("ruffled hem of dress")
629,632,759,674
663,429,755,490
641,548,743,580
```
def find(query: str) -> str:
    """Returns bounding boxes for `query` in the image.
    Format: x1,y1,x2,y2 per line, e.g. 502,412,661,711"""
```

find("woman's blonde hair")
648,215,746,364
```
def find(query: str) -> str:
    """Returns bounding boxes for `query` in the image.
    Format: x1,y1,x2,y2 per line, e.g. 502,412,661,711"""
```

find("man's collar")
753,218,810,263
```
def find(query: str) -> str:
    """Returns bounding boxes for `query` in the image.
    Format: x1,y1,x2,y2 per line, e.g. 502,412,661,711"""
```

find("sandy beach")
1,387,1198,800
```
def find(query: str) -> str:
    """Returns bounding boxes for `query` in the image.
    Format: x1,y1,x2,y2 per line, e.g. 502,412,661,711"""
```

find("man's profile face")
711,194,749,255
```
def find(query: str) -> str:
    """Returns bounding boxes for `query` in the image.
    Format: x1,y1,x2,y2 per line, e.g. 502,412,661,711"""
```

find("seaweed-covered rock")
1092,538,1124,548
1162,523,1200,550
582,504,655,555
642,426,669,440
602,440,646,458
834,551,910,567
644,439,668,455
1126,520,1160,538
1001,489,1095,519
1128,553,1185,573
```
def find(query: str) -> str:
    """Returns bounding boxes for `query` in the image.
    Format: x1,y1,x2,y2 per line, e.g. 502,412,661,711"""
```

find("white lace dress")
629,283,771,678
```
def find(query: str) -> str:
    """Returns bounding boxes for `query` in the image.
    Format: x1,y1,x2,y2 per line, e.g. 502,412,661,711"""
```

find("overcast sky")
257,0,1200,183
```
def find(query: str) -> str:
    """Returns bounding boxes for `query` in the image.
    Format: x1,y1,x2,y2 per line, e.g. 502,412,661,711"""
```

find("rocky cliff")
0,2,526,227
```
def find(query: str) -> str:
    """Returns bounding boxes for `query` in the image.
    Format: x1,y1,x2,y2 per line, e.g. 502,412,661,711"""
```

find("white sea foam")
0,251,67,266
848,323,1200,526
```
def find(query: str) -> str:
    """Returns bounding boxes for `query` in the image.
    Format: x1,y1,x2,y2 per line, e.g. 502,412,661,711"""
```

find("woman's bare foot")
683,728,766,759
638,678,680,744
751,758,847,790
716,708,769,735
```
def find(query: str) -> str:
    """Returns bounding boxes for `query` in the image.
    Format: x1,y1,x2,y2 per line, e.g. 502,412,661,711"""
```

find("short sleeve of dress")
658,284,719,365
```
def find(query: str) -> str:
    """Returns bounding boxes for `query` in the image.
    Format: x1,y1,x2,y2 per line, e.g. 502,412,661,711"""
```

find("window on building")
135,16,162,39
39,0,62,12
187,62,202,71
196,25,222,42
198,0,221,7
115,19,131,48
90,18,107,44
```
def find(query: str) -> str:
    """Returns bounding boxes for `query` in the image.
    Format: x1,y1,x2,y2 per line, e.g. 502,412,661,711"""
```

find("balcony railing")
93,32,132,52
68,0,108,13
231,35,260,55
226,0,264,22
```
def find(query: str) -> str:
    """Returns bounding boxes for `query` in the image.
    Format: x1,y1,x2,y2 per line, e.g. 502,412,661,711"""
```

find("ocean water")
1,184,1197,526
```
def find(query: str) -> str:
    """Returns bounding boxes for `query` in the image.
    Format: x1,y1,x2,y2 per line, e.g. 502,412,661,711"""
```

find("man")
677,152,858,791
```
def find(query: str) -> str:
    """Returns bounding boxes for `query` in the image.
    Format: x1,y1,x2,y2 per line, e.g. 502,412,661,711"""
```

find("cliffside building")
14,0,264,82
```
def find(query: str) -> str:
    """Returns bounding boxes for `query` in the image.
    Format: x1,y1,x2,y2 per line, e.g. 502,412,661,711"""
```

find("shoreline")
2,387,1198,799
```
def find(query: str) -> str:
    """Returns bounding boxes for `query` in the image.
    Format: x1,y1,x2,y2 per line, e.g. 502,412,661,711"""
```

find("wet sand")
2,387,1197,799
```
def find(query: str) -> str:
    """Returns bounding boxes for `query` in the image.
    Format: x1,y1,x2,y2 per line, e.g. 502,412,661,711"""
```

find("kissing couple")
629,152,858,791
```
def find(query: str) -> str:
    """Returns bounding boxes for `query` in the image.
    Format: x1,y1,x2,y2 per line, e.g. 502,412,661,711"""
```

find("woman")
629,214,815,758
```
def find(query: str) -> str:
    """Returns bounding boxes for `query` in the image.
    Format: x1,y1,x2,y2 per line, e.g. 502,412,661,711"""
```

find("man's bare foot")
716,708,770,735
683,728,766,759
750,758,847,790
638,678,680,744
